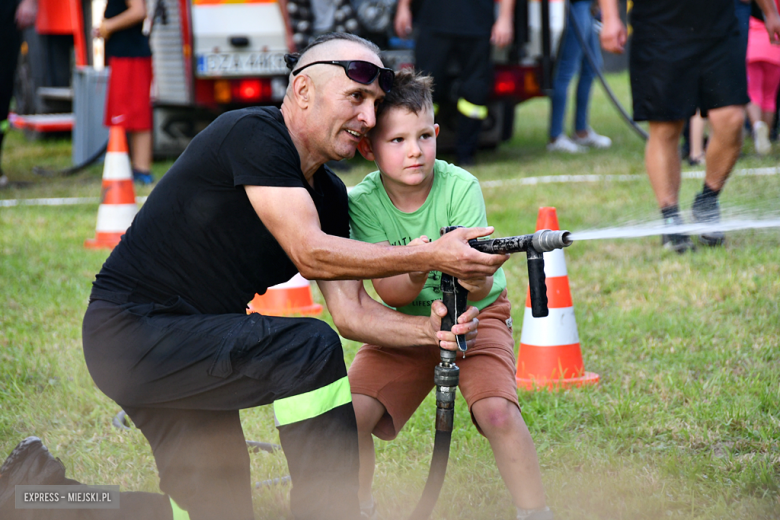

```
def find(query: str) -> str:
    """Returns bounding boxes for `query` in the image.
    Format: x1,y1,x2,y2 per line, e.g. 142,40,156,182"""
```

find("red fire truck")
14,0,563,157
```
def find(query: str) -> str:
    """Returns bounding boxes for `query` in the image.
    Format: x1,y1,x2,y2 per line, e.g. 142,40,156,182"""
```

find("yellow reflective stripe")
432,103,439,116
170,498,190,520
457,98,488,120
274,376,352,426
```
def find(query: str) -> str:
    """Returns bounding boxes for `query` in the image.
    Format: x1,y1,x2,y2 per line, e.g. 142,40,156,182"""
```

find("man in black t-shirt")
0,33,508,520
599,0,780,252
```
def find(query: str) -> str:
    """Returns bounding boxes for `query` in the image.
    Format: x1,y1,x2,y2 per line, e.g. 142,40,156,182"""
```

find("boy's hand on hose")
456,275,488,294
429,301,479,351
407,235,430,284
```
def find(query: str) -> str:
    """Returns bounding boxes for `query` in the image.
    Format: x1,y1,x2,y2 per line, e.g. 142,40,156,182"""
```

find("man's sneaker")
661,213,695,254
754,121,771,155
546,135,586,153
517,506,554,520
359,499,378,520
572,128,612,149
0,437,66,511
132,170,154,185
692,192,725,247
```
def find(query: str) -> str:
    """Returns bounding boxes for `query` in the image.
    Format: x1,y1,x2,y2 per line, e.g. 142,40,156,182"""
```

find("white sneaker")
0,174,8,189
572,128,612,149
754,121,771,155
546,135,587,153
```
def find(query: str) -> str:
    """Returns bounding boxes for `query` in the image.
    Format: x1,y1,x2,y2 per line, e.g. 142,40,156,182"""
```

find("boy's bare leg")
645,120,685,208
129,130,153,172
703,105,744,192
352,393,387,504
471,397,546,510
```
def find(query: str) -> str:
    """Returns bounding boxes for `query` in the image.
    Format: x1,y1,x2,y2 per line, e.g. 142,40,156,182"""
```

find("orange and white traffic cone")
516,207,599,390
247,273,323,316
84,126,138,250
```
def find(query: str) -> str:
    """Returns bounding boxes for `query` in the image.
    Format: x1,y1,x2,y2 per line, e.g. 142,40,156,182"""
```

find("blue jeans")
549,1,602,139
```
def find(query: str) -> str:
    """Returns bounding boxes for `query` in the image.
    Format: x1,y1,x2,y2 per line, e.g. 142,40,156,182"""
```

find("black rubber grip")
527,253,549,318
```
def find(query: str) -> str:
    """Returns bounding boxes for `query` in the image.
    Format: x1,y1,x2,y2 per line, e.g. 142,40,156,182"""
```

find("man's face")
304,45,386,162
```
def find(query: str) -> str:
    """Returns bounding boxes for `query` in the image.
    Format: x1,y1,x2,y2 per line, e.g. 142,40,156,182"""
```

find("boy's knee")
473,398,519,433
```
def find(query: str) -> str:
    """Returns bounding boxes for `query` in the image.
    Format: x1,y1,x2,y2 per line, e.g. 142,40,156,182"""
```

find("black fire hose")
565,4,648,141
32,139,109,177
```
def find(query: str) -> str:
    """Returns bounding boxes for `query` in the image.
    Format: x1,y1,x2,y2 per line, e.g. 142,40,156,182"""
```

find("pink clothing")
747,61,780,112
747,10,780,66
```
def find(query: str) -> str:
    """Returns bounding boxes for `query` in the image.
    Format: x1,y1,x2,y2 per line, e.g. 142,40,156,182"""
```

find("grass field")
1,73,779,520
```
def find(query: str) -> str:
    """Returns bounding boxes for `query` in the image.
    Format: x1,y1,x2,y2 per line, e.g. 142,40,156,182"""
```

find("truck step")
36,87,74,101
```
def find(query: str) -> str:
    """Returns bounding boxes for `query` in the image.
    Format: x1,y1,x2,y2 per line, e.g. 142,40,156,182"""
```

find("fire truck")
14,0,564,158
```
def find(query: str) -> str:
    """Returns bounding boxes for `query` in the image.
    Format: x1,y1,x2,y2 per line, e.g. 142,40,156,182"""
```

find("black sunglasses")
287,55,395,93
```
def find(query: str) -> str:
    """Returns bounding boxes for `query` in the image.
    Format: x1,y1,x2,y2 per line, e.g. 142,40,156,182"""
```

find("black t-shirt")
630,0,739,41
91,107,350,315
416,0,495,37
104,0,152,58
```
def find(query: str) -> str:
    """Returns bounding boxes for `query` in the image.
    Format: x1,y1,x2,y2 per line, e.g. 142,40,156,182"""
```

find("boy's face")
359,106,439,188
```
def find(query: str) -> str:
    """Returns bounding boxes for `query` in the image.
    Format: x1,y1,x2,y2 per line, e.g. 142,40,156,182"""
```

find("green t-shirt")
349,159,507,317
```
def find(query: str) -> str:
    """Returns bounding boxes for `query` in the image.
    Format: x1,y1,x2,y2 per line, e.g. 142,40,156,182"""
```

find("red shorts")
104,56,153,131
349,291,519,440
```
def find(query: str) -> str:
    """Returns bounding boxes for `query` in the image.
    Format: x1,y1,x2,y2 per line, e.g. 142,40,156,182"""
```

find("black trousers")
414,30,493,160
77,295,360,520
1,0,22,163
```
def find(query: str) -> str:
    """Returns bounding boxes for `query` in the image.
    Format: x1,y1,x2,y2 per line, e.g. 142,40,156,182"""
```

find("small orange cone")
247,273,323,316
516,207,599,390
85,127,138,250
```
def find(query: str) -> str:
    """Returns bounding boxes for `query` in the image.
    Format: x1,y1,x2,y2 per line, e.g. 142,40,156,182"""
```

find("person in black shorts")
393,0,515,165
599,0,780,252
0,33,507,520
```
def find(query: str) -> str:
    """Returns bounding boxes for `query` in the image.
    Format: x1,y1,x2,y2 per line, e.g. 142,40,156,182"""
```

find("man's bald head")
287,33,384,89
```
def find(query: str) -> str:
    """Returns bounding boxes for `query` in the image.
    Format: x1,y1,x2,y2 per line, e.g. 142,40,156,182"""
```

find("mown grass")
1,73,779,519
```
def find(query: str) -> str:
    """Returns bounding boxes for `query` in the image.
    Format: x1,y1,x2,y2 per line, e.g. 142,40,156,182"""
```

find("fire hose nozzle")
532,229,573,252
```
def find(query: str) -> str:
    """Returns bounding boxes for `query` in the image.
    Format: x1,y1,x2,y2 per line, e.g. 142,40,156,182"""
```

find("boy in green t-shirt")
348,70,551,520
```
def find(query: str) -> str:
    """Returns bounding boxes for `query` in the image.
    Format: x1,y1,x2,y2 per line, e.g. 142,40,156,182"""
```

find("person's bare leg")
471,397,546,511
746,102,762,127
761,109,775,127
129,130,153,172
689,111,706,162
704,105,745,192
645,120,685,208
352,394,387,505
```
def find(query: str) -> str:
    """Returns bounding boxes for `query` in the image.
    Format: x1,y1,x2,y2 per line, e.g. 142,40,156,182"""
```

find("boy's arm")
460,275,493,302
96,0,147,39
317,279,480,350
371,238,430,308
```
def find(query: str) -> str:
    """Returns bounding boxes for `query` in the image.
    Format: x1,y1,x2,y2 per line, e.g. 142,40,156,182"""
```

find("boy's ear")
434,123,440,138
357,136,375,161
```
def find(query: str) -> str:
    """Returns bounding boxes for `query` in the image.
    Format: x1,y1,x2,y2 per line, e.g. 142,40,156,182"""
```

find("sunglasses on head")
286,54,395,93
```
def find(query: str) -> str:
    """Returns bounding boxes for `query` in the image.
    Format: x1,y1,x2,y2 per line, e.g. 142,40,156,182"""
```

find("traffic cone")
247,273,323,316
84,126,138,249
516,207,599,390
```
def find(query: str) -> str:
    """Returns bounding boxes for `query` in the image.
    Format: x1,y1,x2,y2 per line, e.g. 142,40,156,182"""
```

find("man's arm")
491,0,515,48
245,185,508,281
394,0,413,38
598,0,627,54
317,280,480,350
755,0,780,43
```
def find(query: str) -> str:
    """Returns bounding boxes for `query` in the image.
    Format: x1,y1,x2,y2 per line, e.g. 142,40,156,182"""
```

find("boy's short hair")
376,69,434,120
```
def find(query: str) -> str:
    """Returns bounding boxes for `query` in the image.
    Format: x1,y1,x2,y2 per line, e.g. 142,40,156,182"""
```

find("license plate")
196,52,288,77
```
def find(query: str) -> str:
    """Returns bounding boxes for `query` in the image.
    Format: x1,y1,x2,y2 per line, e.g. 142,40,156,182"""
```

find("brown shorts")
348,291,519,440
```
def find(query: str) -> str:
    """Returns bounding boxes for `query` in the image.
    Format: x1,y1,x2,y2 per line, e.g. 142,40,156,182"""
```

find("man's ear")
291,74,311,108
357,136,375,161
434,123,440,138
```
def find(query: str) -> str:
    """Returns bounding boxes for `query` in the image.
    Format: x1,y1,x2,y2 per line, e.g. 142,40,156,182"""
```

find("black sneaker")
0,437,66,512
692,192,725,246
661,214,695,254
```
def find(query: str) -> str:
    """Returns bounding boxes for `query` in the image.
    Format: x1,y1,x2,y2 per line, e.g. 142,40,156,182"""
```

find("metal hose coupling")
532,229,573,252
